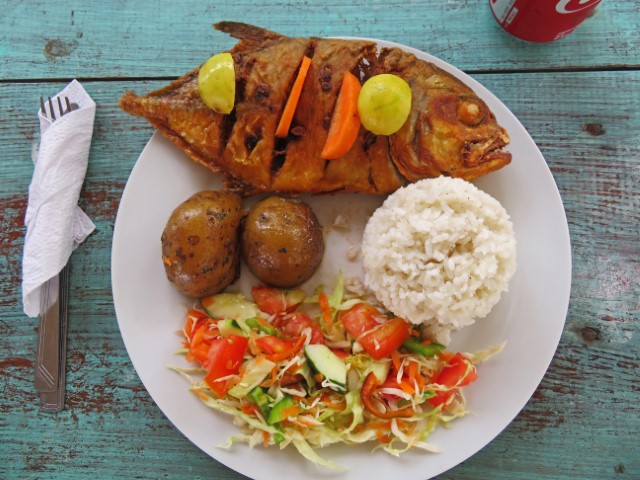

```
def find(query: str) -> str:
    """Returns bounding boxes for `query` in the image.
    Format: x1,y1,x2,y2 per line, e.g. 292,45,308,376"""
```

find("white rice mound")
361,177,517,344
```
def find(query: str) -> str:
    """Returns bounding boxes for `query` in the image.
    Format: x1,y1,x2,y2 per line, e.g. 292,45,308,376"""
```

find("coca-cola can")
489,0,602,42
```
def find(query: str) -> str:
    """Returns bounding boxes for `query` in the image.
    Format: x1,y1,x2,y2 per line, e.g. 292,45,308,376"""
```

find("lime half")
358,74,412,135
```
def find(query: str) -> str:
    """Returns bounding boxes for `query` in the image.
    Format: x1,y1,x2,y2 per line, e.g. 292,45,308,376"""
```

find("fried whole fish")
119,22,511,195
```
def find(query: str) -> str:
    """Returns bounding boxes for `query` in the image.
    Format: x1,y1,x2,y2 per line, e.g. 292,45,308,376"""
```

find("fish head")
416,90,511,179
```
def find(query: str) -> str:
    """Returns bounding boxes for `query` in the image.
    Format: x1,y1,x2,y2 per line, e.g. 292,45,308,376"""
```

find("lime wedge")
198,52,235,114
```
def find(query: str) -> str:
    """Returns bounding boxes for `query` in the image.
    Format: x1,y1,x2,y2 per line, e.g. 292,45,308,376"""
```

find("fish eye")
458,99,485,126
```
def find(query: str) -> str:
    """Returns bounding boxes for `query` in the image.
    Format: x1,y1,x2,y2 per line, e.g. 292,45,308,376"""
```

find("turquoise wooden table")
1,1,639,479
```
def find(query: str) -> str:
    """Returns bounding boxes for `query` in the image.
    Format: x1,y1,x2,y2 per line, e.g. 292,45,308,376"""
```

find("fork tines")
40,96,75,120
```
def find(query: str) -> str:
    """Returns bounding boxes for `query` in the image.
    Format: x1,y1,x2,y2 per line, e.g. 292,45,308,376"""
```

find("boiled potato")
241,196,324,288
161,191,243,298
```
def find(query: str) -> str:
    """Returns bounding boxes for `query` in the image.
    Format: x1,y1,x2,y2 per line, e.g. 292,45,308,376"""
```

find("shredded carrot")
407,361,425,390
184,317,195,338
395,419,416,436
265,335,305,363
193,390,209,401
325,399,346,410
320,391,347,410
275,56,312,137
262,431,270,447
375,430,392,444
200,296,215,310
281,405,302,419
314,373,325,383
321,70,362,159
269,364,279,385
257,318,271,327
407,361,418,384
391,351,402,372
399,380,415,395
296,416,320,427
318,292,333,330
439,351,455,362
366,419,392,431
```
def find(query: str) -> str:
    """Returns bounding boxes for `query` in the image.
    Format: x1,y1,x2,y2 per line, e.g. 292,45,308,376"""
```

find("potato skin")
241,196,324,288
161,191,243,298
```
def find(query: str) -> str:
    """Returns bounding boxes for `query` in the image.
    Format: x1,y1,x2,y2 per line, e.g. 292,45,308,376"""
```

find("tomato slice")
184,310,209,335
251,286,305,315
340,303,381,339
255,335,293,355
257,334,306,362
280,312,324,344
204,335,248,397
378,374,404,400
341,304,410,359
331,348,350,360
184,314,219,367
359,317,411,360
428,353,478,407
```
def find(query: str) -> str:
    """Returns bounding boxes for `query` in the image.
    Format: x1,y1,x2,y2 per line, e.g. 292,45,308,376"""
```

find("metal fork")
34,96,78,412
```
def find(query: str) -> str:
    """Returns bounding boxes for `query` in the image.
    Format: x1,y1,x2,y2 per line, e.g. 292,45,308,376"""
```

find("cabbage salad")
170,276,502,470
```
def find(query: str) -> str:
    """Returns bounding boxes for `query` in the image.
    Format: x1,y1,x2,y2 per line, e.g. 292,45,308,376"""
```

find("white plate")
112,39,571,480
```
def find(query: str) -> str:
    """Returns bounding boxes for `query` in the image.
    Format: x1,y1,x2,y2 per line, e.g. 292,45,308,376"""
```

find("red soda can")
489,0,602,42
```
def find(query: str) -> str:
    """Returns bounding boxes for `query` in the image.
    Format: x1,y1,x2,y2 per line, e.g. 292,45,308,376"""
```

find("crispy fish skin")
119,70,225,175
118,22,510,195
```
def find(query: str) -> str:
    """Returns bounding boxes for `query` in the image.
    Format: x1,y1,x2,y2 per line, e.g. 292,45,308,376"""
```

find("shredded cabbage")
170,278,504,470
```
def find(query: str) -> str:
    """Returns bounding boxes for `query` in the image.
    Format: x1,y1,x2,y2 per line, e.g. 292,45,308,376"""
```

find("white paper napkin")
22,80,97,317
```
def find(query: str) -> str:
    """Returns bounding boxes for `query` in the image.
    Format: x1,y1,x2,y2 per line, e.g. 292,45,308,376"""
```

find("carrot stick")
320,71,362,159
318,292,333,330
276,55,312,137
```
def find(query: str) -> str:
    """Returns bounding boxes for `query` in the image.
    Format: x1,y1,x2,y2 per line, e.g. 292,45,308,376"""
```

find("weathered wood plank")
1,0,638,81
1,71,638,479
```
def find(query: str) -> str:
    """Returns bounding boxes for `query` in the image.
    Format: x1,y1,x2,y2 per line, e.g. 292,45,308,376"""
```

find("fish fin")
214,21,284,43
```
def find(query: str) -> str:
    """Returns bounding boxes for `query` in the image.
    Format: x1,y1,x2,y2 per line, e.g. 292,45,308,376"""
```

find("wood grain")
0,70,638,478
1,0,638,82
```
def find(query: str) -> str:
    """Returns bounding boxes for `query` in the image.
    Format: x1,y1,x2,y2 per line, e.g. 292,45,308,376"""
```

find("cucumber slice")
228,358,276,399
248,386,272,418
200,293,259,322
304,344,347,391
247,387,286,443
267,395,295,425
218,319,244,338
298,360,317,388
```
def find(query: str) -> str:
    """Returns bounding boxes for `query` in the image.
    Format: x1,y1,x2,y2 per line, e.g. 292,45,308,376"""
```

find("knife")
34,263,69,411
